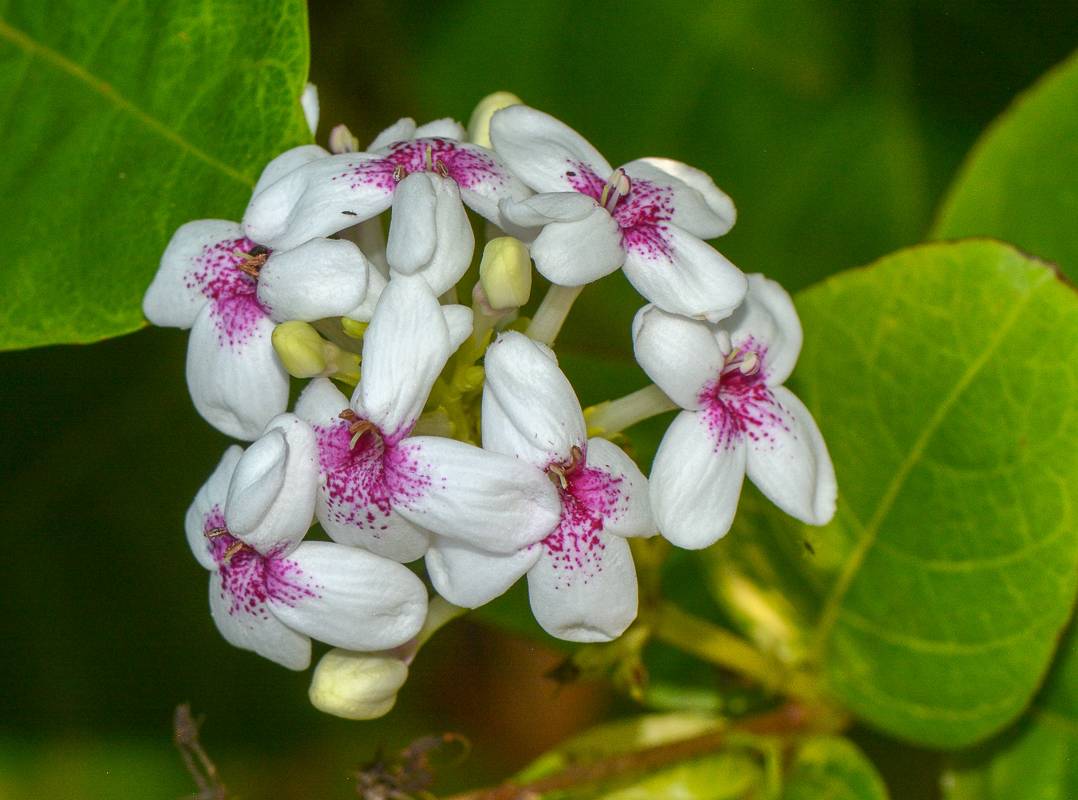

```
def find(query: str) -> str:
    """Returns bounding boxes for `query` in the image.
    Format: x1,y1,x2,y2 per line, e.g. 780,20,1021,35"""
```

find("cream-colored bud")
309,649,409,720
329,123,359,154
480,237,532,310
467,91,523,148
272,321,328,377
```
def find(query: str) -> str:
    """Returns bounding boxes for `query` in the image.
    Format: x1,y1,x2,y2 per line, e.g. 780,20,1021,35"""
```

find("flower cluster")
145,90,836,718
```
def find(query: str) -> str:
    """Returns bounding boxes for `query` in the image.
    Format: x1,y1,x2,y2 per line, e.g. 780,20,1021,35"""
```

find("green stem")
585,384,679,436
525,284,583,346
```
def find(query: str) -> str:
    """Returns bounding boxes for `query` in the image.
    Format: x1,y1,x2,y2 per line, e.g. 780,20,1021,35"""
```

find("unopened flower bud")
467,91,523,148
309,649,409,720
272,321,327,377
329,123,360,154
480,237,532,310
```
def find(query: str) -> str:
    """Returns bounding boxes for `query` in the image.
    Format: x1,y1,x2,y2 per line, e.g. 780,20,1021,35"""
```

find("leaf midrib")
813,275,1037,657
0,14,252,188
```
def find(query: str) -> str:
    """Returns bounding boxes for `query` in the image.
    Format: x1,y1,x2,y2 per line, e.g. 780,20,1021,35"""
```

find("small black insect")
803,540,816,555
341,210,358,216
566,170,577,176
248,244,270,257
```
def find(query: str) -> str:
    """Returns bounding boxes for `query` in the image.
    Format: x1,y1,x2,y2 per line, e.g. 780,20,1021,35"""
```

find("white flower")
633,274,837,549
295,276,562,563
184,425,429,670
242,132,527,252
489,105,746,322
426,331,656,643
143,221,374,440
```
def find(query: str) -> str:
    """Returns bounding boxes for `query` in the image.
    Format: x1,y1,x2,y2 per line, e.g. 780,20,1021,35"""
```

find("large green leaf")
702,240,1078,748
0,0,312,351
932,49,1078,278
781,737,889,800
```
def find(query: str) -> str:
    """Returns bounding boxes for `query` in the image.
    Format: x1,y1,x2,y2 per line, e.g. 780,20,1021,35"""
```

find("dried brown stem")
173,704,227,800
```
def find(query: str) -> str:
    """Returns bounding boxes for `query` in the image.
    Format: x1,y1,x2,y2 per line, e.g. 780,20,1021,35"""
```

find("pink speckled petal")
144,220,245,329
631,304,724,411
268,541,429,651
414,117,466,141
528,206,625,287
745,386,836,526
242,152,396,250
185,446,244,571
390,437,561,554
490,105,613,194
225,414,318,557
581,437,656,539
387,174,475,296
185,302,288,441
208,570,312,670
426,536,540,608
252,145,331,200
357,276,452,441
482,331,586,467
623,158,736,239
527,529,637,643
621,224,747,324
722,274,803,386
257,238,370,322
368,118,417,151
649,409,747,549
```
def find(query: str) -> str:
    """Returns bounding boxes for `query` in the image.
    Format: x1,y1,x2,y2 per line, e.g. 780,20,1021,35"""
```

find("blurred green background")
2,1,1077,797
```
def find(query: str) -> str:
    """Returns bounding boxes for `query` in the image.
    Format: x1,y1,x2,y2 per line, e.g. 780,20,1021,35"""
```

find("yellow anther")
467,91,523,148
340,318,369,339
479,237,532,310
739,351,760,375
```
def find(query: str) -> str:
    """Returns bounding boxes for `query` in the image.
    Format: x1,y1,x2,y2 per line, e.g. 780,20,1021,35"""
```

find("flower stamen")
546,445,584,489
600,168,631,214
720,347,760,378
339,409,381,449
236,245,270,279
393,164,407,182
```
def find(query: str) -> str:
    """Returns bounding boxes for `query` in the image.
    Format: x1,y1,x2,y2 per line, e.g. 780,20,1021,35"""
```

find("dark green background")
2,2,1076,797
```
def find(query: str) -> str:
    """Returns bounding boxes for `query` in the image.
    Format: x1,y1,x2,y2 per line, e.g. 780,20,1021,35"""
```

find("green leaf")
701,240,1078,748
0,0,312,351
781,736,889,800
944,621,1078,799
932,49,1078,278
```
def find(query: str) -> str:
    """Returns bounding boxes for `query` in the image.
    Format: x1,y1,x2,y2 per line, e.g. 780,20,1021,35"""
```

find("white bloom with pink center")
143,219,375,441
242,134,527,252
633,274,837,550
426,330,656,643
295,276,562,564
184,440,428,671
489,105,746,323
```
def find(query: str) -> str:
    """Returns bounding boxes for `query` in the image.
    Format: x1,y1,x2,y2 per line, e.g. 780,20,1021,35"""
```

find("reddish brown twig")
173,704,228,800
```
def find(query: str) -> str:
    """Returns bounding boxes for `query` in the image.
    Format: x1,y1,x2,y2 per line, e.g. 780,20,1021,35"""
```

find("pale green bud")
479,237,532,310
309,649,409,720
271,321,327,378
467,91,523,148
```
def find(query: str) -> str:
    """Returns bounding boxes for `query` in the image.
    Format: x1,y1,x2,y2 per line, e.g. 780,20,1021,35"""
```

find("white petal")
489,105,613,193
500,192,597,227
527,207,626,287
345,266,386,323
390,437,562,554
722,273,803,386
387,175,475,296
208,571,312,670
527,530,638,642
267,541,429,651
144,220,245,328
357,276,451,440
414,117,466,140
225,413,318,557
624,158,736,238
441,304,474,352
621,224,747,323
426,536,540,608
252,145,331,200
745,386,836,526
257,238,370,322
580,437,656,538
185,446,244,571
242,152,396,250
300,83,319,137
631,304,723,411
482,330,586,466
649,408,747,549
367,118,417,151
185,301,288,441
297,380,431,562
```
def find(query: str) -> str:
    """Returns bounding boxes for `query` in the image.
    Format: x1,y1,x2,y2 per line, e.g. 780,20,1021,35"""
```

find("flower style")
241,127,527,253
426,331,656,643
295,276,562,563
489,105,746,322
184,416,429,670
633,274,837,549
143,219,375,440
